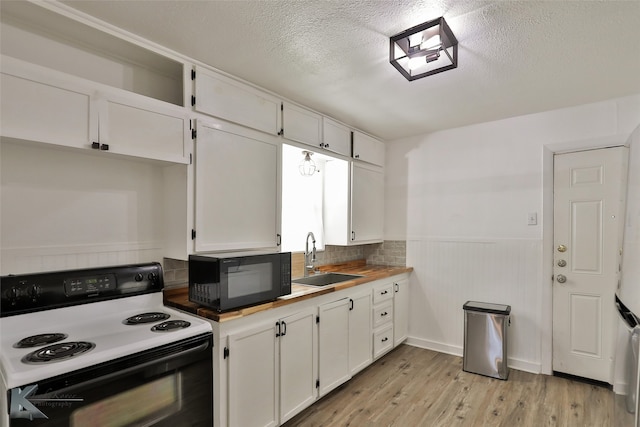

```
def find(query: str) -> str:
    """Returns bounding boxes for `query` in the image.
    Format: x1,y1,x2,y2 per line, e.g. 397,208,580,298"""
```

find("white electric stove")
0,263,214,427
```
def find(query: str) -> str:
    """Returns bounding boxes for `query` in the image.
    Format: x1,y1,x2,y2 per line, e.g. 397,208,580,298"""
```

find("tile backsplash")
364,240,407,267
162,257,189,289
162,240,406,287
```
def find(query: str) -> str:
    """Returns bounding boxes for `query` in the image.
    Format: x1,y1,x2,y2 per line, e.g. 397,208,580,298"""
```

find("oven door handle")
29,339,211,396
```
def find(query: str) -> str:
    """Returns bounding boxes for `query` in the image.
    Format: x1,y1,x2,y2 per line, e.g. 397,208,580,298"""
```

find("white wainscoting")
405,238,544,374
1,241,163,275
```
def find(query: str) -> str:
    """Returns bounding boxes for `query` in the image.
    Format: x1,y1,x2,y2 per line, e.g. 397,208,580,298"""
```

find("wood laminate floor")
284,344,613,427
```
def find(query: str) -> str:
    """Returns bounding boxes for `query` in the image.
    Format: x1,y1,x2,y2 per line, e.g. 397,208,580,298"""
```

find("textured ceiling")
58,0,640,141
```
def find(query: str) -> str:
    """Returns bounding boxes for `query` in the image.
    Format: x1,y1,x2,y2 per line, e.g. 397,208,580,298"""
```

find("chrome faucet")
304,232,316,277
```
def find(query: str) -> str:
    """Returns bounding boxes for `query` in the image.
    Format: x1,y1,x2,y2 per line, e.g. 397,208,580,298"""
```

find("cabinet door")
1,58,96,150
353,131,385,167
351,164,384,243
228,322,279,427
282,102,322,147
318,298,350,396
393,278,410,346
195,121,280,252
100,94,190,164
349,291,372,375
322,117,351,157
193,66,281,135
279,308,318,423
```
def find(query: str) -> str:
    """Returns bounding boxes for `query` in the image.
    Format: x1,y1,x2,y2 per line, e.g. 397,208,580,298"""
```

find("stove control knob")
134,273,144,282
8,287,19,305
148,273,157,283
29,285,41,300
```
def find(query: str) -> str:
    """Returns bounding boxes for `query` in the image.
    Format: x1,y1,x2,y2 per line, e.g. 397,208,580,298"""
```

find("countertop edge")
164,263,413,323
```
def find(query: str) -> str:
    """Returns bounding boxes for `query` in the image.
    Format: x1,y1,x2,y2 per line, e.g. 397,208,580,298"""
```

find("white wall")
0,142,165,275
386,94,640,374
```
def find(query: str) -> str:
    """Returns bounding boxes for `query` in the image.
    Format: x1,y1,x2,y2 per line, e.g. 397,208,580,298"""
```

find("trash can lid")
463,301,511,315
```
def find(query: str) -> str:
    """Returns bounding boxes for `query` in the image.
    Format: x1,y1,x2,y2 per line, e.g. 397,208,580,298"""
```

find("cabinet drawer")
372,283,393,305
373,324,393,359
372,302,393,329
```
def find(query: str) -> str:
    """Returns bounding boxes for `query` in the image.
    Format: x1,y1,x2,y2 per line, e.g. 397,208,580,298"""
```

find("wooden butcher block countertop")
163,259,412,323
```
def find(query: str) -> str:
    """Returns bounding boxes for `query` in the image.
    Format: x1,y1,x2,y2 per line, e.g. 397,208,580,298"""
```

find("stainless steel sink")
292,273,363,287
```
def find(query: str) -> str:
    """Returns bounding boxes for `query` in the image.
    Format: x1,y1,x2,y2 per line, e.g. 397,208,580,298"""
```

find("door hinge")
189,153,192,165
191,69,196,80
315,379,319,389
191,95,196,106
316,315,320,324
280,102,283,111
192,128,197,139
223,347,229,359
192,229,196,240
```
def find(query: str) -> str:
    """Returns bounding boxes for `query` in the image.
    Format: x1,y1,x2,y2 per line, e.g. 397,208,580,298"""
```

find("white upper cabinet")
351,163,385,243
1,56,190,164
1,57,96,150
322,117,352,157
194,120,281,252
324,160,384,245
99,93,190,164
353,131,385,167
281,102,322,147
193,66,281,136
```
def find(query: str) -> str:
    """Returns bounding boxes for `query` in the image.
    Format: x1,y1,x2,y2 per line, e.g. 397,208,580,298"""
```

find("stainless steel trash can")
463,301,511,380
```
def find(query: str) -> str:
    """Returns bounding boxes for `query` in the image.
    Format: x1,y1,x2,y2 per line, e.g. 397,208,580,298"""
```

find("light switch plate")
527,212,537,225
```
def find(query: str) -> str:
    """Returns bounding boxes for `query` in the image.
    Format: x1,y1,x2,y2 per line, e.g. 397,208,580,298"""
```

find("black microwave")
188,252,291,312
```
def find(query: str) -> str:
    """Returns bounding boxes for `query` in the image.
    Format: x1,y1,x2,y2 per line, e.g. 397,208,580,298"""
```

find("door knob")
557,260,567,267
557,245,567,252
556,274,567,283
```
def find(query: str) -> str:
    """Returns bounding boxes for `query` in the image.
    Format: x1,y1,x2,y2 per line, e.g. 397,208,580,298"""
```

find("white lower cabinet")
216,273,409,427
318,298,351,397
226,307,317,427
373,324,394,359
393,278,410,346
348,290,373,375
227,321,279,427
279,309,318,424
372,282,394,360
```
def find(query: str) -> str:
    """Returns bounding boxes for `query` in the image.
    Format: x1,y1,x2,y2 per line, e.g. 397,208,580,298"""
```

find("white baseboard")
405,336,542,375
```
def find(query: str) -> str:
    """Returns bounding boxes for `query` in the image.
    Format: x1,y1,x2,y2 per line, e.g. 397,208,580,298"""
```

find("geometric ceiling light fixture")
299,150,317,176
390,17,458,81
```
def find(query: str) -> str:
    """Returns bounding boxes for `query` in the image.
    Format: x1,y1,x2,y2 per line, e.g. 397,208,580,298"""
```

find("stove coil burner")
14,333,68,348
151,320,191,332
22,341,95,364
123,312,171,325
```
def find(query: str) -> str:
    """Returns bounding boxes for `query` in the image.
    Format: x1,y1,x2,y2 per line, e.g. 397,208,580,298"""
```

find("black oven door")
8,333,213,427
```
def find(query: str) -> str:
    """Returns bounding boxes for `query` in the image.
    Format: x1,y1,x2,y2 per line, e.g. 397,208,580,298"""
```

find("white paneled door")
553,147,627,382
